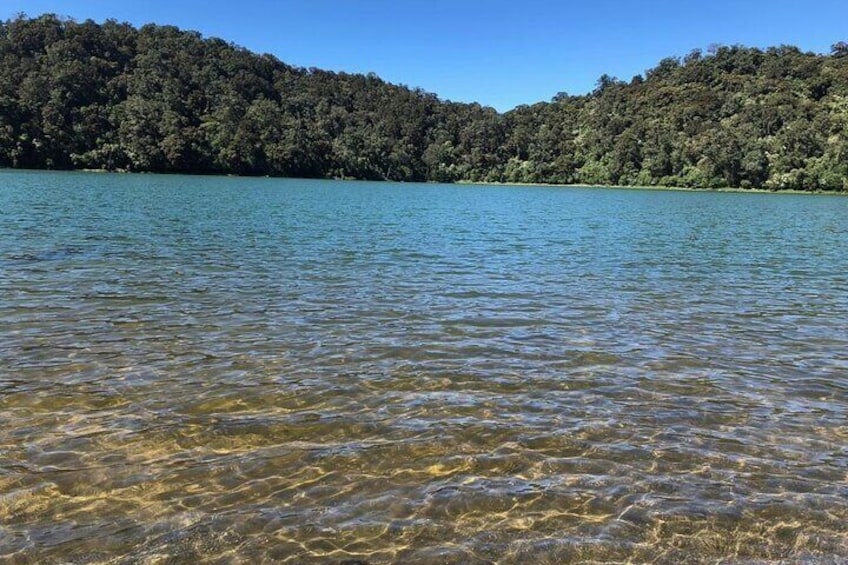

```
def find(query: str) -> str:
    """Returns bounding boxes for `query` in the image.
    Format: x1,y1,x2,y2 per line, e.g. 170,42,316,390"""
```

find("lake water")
1,171,847,563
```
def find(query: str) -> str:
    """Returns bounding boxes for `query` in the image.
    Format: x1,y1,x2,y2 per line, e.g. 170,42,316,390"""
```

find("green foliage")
501,42,848,191
1,14,847,191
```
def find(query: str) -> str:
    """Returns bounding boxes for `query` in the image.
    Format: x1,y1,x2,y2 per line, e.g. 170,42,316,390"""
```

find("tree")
0,15,846,191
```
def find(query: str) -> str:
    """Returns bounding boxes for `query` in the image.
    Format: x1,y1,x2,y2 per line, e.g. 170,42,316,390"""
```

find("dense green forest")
1,14,847,190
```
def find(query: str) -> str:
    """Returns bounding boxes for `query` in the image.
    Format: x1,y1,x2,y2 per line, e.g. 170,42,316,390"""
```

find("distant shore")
3,167,845,195
4,16,848,194
457,179,846,195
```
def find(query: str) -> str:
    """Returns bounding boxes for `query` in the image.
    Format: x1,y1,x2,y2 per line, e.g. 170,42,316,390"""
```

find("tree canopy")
1,14,847,191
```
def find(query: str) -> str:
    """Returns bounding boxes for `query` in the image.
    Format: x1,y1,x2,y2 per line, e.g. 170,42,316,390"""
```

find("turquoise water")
1,170,848,563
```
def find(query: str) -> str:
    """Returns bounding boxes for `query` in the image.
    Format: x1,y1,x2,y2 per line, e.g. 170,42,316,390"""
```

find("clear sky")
2,1,847,111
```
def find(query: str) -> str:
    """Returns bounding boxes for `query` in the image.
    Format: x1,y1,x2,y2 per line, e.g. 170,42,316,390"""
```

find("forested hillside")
1,14,847,190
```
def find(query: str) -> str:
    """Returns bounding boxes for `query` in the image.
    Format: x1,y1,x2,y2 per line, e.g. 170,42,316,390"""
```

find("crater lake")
2,170,847,563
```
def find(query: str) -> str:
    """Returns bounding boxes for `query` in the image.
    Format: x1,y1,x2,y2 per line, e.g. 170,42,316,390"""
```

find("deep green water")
1,170,847,563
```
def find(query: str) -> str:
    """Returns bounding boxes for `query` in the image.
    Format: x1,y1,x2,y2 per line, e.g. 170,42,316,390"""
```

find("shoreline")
2,167,845,195
457,179,845,196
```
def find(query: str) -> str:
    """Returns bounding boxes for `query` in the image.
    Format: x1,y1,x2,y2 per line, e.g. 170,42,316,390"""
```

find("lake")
1,170,847,563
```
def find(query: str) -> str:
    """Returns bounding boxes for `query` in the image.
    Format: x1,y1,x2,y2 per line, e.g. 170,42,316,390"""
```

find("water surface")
1,171,847,563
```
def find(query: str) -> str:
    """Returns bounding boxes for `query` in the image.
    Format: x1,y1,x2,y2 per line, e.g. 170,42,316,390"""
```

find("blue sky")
3,1,847,111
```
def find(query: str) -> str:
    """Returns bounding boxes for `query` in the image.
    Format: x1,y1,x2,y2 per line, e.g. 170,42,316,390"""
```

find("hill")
1,14,847,190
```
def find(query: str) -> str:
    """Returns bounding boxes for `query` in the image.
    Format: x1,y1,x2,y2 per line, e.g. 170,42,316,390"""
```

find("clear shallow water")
1,170,847,564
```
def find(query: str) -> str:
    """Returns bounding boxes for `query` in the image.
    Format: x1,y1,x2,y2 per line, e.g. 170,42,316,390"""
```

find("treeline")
1,14,847,190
